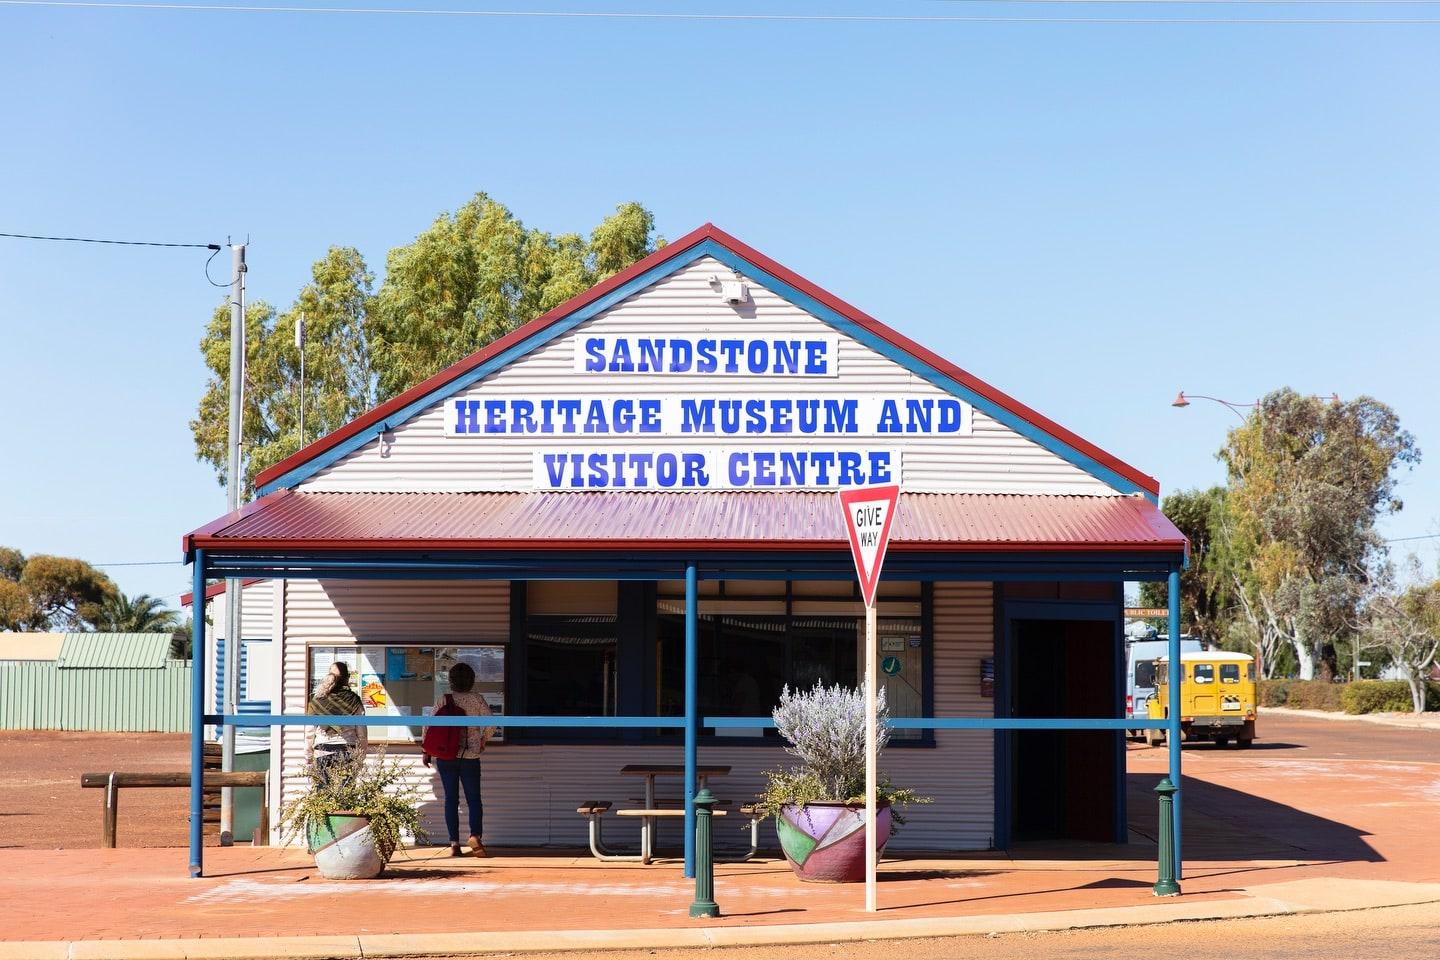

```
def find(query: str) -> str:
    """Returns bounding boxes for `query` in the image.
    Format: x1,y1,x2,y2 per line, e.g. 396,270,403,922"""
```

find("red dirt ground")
0,730,201,850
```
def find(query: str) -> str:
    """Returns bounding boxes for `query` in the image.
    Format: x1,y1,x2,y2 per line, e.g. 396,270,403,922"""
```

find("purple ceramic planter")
775,801,891,883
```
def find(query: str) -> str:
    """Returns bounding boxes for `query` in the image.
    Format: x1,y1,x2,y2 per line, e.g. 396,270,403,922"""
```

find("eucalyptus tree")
192,196,660,496
1219,389,1419,679
0,548,116,632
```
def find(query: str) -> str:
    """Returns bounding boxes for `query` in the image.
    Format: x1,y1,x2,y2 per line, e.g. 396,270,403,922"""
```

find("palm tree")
96,592,181,633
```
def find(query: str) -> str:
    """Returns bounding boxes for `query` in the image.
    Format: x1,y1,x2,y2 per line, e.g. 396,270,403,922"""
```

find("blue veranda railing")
189,550,1187,885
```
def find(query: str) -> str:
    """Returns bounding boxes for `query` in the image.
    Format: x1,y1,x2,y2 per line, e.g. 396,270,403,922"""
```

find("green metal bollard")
689,787,720,918
1153,777,1181,897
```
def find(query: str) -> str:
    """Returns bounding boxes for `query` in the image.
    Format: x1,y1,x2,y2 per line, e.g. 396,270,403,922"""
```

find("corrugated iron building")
0,633,191,732
184,225,1187,856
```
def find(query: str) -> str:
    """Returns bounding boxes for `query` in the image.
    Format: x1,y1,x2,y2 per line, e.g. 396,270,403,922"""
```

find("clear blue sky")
1,2,1437,611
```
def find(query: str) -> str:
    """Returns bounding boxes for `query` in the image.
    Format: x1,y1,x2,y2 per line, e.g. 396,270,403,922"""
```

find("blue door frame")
994,597,1126,850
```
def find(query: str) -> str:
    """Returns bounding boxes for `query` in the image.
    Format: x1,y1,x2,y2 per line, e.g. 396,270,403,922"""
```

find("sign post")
837,483,900,914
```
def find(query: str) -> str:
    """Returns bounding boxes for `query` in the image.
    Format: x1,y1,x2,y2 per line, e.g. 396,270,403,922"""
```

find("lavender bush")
757,681,927,824
772,681,889,799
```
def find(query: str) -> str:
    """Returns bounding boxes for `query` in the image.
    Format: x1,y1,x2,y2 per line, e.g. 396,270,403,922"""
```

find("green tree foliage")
1140,487,1229,639
1218,389,1420,680
192,196,661,495
95,592,181,634
192,246,376,493
0,548,117,631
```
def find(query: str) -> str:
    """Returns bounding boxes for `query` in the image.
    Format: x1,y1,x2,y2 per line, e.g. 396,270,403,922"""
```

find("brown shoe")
449,843,463,857
468,835,488,857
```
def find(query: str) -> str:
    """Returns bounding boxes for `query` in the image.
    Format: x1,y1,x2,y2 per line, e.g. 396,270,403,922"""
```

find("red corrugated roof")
184,491,1186,555
251,224,1160,498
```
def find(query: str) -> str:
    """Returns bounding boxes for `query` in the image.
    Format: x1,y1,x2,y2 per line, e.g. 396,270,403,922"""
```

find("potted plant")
756,682,928,883
278,750,426,879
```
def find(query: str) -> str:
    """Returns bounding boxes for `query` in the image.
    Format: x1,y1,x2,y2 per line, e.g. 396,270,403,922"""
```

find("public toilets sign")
443,334,972,490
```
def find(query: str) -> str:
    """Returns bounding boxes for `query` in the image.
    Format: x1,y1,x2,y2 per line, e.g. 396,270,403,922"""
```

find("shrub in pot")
279,750,425,879
755,682,928,883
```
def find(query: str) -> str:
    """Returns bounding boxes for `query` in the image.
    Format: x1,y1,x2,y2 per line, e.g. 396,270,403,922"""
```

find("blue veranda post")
189,550,206,878
1167,566,1183,880
684,561,699,879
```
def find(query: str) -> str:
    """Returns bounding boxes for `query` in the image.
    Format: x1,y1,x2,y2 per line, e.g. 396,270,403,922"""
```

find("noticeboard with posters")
305,644,505,745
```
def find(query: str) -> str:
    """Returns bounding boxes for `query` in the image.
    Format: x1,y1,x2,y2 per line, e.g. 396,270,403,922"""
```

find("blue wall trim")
257,238,1153,501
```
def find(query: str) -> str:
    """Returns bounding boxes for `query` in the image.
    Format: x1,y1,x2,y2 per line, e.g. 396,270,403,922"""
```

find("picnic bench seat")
577,798,761,863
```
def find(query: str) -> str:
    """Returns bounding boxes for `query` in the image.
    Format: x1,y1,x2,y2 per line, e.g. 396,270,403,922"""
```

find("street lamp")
1171,391,1341,421
1170,392,1258,421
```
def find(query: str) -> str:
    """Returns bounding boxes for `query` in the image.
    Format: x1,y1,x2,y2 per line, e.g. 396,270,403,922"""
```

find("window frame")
508,579,935,748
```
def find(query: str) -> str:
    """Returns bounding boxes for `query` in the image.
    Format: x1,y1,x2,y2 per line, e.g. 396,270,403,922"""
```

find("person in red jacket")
422,662,495,856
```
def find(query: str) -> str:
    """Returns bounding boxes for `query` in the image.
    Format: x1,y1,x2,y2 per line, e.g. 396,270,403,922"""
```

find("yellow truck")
1146,651,1257,748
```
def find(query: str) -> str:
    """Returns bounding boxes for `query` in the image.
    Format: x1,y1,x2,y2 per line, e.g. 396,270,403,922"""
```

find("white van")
1126,636,1202,734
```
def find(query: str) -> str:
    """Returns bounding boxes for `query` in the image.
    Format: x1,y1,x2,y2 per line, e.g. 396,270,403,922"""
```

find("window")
523,582,618,726
654,580,926,742
1193,664,1214,684
1220,663,1240,684
1133,659,1157,690
1247,662,1256,682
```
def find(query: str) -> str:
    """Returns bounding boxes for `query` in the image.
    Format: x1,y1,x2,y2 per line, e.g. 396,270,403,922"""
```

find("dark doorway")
1011,618,1118,842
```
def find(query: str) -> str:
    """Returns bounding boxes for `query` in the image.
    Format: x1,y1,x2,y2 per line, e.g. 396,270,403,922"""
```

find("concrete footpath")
2,845,1440,960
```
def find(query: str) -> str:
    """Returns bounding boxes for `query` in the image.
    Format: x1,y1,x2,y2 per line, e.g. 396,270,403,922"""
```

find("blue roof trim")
258,237,1150,501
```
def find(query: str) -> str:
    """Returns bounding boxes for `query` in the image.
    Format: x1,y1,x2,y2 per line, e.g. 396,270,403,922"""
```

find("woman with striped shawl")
305,662,368,783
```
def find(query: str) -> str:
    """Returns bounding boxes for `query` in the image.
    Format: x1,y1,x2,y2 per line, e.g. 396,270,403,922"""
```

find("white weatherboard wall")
299,257,1117,497
274,578,994,851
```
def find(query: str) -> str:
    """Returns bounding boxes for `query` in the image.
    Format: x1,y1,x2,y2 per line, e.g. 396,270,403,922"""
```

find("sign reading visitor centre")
444,334,973,490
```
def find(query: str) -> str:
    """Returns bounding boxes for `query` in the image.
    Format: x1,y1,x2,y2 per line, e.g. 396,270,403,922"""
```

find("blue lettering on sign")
536,449,900,490
452,396,967,438
574,336,838,376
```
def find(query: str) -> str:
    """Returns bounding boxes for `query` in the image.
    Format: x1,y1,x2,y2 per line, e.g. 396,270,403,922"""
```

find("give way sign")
838,484,901,608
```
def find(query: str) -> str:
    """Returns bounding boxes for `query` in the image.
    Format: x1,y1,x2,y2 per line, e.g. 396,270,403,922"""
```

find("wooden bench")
82,770,270,849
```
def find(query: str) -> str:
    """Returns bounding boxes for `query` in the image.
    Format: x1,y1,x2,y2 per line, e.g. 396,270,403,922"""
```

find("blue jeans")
435,758,483,843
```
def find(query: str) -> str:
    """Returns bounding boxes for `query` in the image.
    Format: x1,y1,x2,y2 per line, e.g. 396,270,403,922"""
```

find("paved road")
1126,711,1438,763
477,902,1440,960
1244,712,1439,762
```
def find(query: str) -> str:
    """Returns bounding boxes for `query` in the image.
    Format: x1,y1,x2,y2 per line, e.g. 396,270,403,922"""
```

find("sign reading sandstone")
443,334,972,490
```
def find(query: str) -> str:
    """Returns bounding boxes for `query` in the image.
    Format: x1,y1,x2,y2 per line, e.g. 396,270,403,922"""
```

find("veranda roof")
185,490,1187,555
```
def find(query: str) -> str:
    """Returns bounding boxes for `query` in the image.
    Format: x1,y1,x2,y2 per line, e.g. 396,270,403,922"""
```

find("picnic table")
577,763,760,864
619,763,731,812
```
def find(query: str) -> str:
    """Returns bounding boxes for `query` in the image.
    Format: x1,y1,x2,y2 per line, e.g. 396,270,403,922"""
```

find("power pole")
221,242,247,846
296,312,306,446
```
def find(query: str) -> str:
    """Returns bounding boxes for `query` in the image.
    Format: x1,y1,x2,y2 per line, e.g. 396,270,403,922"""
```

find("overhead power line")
0,231,220,250
94,561,184,567
930,0,1440,4
2,1,1439,23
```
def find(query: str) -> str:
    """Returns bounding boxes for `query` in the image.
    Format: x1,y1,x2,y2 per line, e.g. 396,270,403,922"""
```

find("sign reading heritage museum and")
443,333,973,490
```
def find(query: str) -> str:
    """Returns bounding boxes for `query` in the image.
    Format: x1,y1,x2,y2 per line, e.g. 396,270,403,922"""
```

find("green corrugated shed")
57,632,171,669
0,633,191,732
